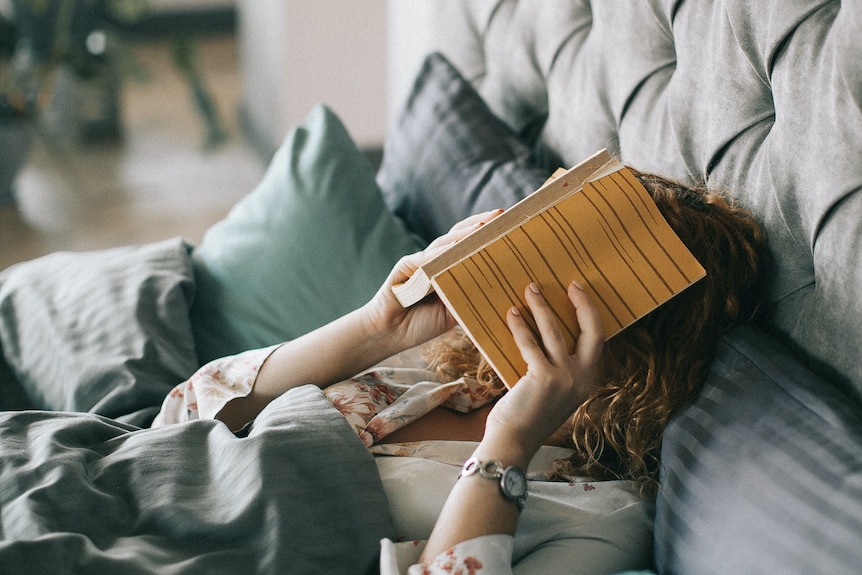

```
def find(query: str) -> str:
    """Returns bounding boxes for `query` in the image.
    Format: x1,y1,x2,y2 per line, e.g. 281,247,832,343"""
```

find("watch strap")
460,456,527,511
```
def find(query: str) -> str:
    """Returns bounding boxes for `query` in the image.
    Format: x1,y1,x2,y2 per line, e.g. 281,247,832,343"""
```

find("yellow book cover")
394,150,706,388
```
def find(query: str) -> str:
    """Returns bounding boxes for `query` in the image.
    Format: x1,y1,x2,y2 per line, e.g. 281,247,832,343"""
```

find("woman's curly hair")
426,169,768,494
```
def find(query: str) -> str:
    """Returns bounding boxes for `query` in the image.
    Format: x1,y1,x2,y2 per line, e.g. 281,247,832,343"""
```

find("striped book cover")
394,150,705,388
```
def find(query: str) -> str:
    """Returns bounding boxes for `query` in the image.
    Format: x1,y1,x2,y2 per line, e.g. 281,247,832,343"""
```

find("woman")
154,170,765,574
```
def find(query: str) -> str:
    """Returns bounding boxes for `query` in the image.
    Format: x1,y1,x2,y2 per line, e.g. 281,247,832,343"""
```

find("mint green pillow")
190,104,423,363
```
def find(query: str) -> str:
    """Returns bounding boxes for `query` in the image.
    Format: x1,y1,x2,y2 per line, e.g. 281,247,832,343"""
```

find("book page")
432,167,706,388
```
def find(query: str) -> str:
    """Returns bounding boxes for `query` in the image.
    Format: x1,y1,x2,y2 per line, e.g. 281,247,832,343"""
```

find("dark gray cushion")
376,52,550,244
655,324,862,573
0,237,198,426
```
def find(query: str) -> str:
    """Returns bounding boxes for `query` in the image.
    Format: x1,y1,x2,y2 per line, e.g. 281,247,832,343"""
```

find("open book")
393,149,706,388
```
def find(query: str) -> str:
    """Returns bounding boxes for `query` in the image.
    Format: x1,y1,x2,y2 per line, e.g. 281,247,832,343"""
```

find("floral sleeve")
380,535,514,575
324,370,505,447
151,344,283,429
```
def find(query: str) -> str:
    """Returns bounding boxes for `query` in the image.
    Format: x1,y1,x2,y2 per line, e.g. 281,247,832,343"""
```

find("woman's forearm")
419,283,603,564
215,305,404,431
419,437,531,562
214,211,502,432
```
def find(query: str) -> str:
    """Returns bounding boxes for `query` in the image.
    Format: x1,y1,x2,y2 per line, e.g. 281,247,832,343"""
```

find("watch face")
502,467,527,499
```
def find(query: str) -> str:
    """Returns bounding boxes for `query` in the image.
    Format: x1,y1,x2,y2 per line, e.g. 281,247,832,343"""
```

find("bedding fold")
0,384,393,574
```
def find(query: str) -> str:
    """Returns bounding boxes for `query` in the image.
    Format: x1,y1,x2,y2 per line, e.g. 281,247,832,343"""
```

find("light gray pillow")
0,237,198,426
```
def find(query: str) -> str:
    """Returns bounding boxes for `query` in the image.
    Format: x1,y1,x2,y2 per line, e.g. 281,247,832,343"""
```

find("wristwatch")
460,456,528,512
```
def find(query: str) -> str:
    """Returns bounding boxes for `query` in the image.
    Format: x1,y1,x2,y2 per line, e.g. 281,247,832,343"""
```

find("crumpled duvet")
0,384,393,575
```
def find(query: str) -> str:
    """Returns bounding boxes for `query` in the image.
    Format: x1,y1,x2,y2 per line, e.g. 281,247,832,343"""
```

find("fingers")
426,209,504,249
525,282,574,360
567,280,604,364
450,208,504,232
507,305,547,368
495,282,603,454
509,281,604,366
399,210,504,287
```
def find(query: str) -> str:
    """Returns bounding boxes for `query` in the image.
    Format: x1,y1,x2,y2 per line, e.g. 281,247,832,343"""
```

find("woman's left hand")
362,209,503,352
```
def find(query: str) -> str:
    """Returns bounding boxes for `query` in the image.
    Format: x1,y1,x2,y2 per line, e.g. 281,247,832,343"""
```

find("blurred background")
0,0,453,270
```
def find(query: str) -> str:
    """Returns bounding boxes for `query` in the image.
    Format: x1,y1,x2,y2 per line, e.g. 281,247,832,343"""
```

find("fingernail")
571,279,584,291
529,282,541,294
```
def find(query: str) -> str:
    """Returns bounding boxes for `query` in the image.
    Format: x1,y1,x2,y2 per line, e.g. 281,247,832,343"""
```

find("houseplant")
0,0,225,205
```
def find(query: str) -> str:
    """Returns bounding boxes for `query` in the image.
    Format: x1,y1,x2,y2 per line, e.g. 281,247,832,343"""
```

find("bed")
2,1,862,573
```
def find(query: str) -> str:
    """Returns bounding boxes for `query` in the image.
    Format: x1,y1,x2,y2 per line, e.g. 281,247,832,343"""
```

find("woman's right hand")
362,209,504,352
419,280,604,563
478,280,605,466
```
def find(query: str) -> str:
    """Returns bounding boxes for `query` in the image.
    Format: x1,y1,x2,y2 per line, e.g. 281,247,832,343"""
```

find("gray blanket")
0,385,394,574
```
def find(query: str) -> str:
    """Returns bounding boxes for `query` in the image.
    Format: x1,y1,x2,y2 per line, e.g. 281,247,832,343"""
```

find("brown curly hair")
426,169,767,494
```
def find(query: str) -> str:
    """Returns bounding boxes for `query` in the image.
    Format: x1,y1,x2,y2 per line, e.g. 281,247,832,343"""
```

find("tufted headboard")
433,0,862,395
423,1,862,572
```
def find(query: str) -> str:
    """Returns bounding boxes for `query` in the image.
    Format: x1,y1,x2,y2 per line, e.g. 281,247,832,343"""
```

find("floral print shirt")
153,345,655,575
152,343,502,438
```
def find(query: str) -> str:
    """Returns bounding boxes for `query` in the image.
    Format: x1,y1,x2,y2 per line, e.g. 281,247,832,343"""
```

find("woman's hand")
419,281,604,562
479,280,605,466
215,210,503,431
361,209,503,352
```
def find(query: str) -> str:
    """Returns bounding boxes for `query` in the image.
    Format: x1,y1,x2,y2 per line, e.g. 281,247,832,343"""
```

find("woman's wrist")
472,435,535,471
355,302,412,361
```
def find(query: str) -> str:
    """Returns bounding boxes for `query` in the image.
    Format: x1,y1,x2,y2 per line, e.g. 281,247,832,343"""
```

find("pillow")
376,52,551,244
0,237,198,426
190,104,424,364
655,324,862,573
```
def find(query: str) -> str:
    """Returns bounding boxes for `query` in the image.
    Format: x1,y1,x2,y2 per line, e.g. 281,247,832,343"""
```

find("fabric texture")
0,384,393,575
190,104,423,364
388,535,513,575
325,367,500,446
655,324,862,573
375,451,655,575
152,344,282,430
0,342,32,412
376,52,550,245
0,237,197,426
155,346,502,447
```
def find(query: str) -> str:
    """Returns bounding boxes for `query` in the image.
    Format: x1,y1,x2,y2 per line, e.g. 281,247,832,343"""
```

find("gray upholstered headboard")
427,2,862,573
434,0,862,395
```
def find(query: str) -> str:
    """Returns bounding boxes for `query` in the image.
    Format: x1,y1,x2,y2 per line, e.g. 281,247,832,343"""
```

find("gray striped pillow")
377,53,549,244
655,324,862,573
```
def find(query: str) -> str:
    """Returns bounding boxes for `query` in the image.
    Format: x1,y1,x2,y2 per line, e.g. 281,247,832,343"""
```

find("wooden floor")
0,34,265,272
